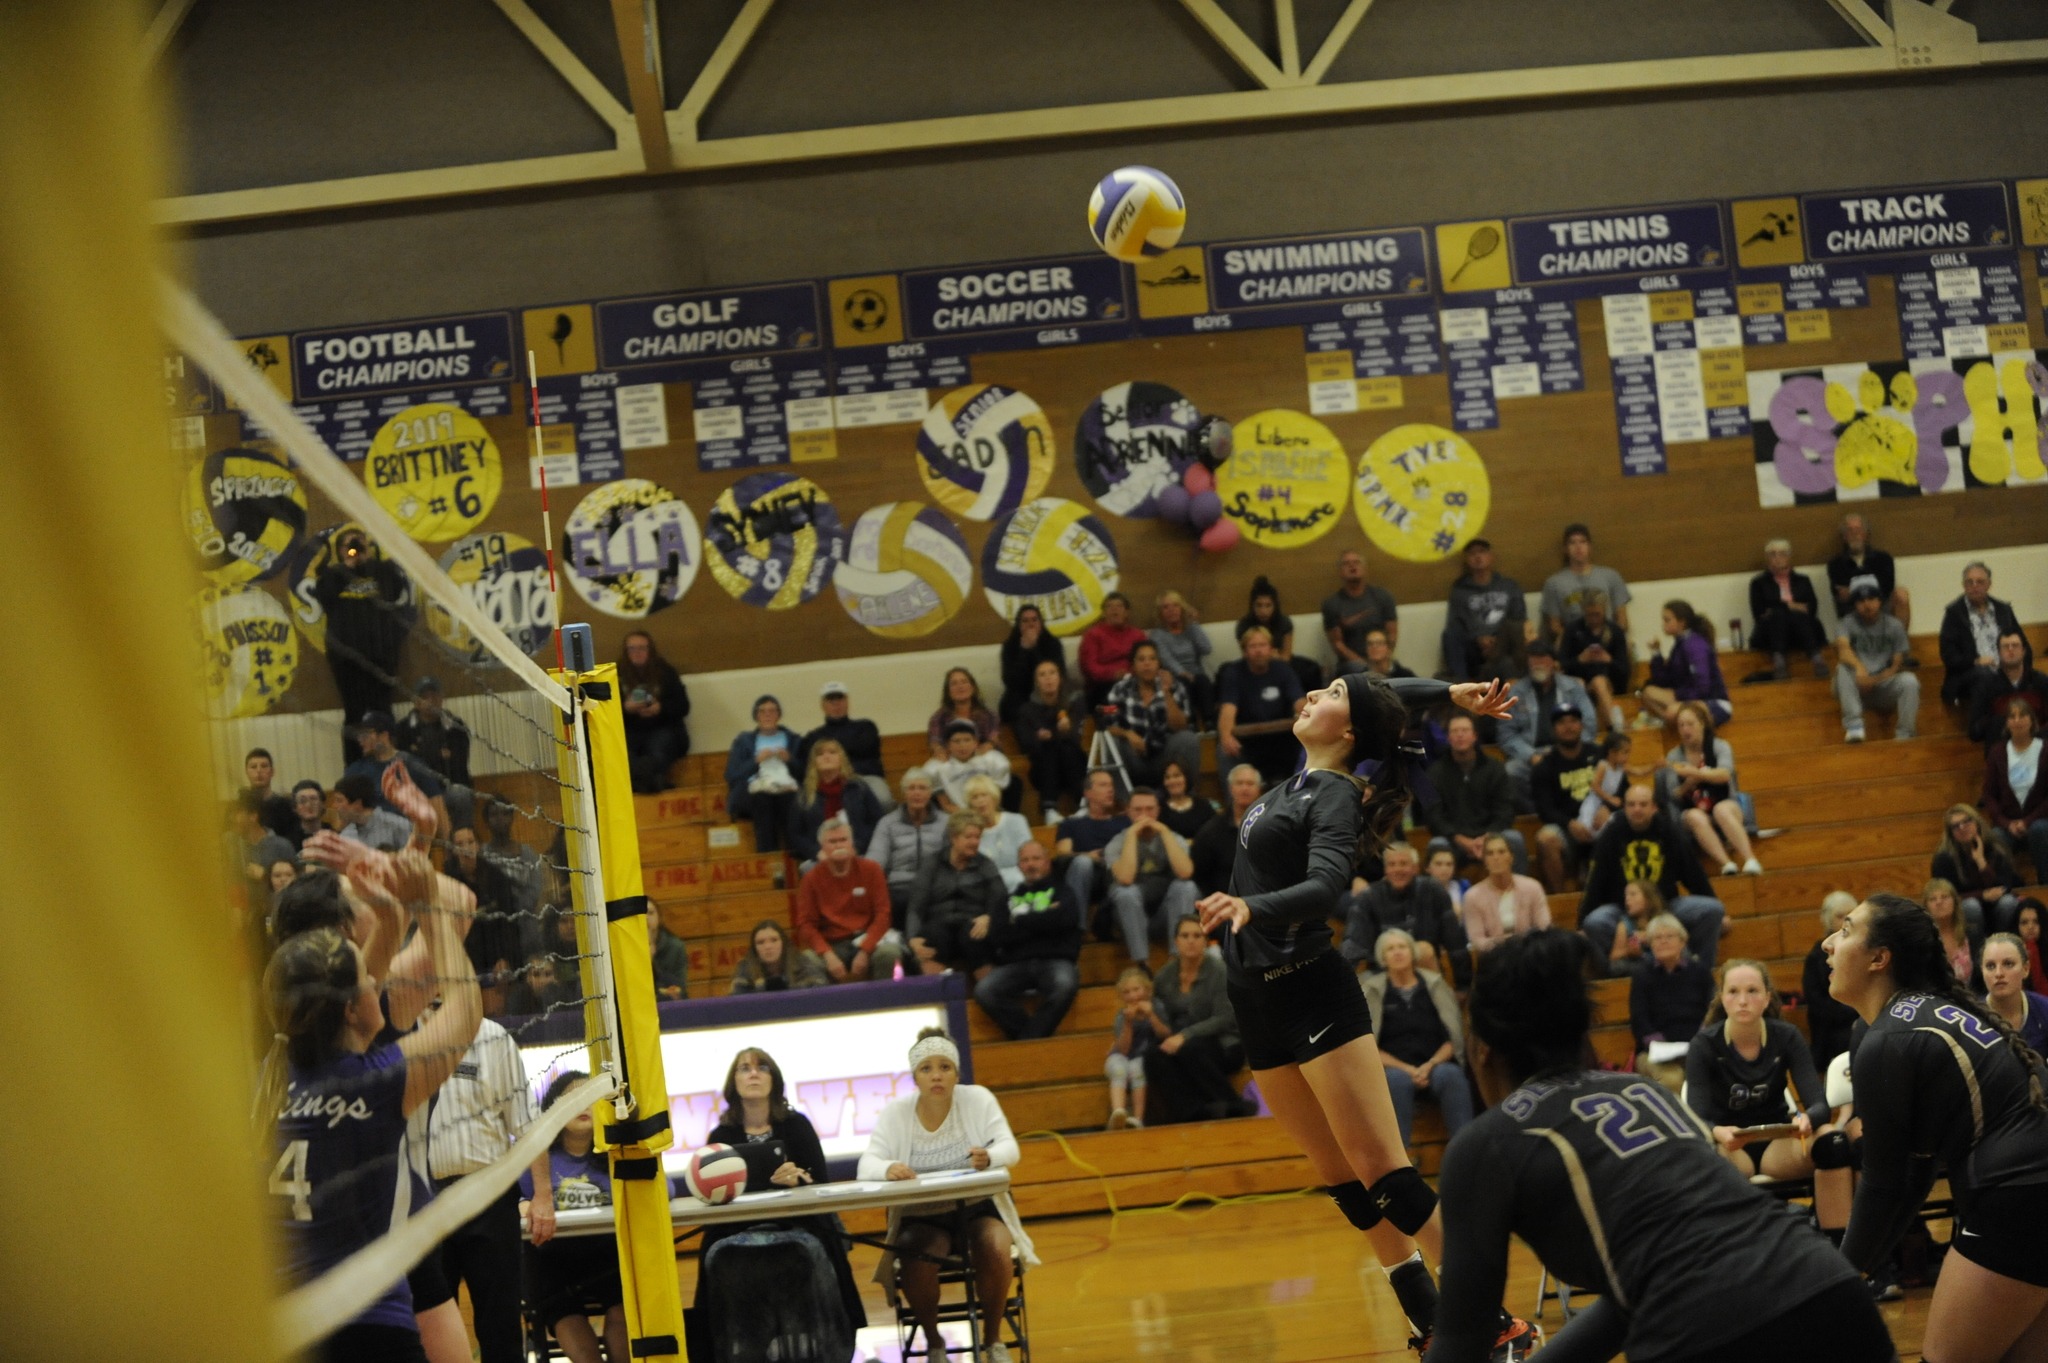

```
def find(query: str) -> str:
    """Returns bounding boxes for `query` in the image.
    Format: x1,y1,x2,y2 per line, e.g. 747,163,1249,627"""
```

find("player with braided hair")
1197,673,1533,1357
1826,891,2048,1362
1425,930,1889,1363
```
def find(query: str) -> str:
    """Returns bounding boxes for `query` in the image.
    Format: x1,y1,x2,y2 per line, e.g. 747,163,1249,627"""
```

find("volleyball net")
162,284,680,1356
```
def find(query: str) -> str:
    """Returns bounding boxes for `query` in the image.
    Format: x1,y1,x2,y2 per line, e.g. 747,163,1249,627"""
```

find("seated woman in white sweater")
964,775,1034,891
859,1028,1038,1363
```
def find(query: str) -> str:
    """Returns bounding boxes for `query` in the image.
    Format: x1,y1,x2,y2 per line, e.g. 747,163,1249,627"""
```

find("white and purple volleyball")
684,1144,749,1205
1087,166,1187,263
1074,382,1205,517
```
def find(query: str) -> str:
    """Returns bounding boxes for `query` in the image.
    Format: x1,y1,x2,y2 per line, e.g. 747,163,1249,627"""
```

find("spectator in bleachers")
1156,759,1214,842
1364,927,1476,1150
1659,700,1762,877
869,769,946,905
648,909,688,1001
1802,892,1861,1074
1629,912,1713,1093
1939,560,2020,706
266,857,297,904
1057,768,1129,932
973,840,1082,1041
1983,933,2048,1052
445,825,520,1006
480,796,545,956
926,720,1014,814
1983,699,2048,885
1441,537,1526,684
1541,522,1632,640
799,818,903,983
1359,628,1414,680
1968,631,2048,744
1832,583,1921,744
1425,846,1468,921
1104,787,1198,964
1745,538,1832,683
1580,732,1632,840
333,772,411,853
1146,914,1254,1123
798,681,888,803
312,526,409,756
1474,617,1529,686
731,919,829,993
725,695,801,854
926,667,1001,763
505,952,573,1017
1419,714,1527,874
1923,876,1983,990
240,747,295,839
1530,707,1600,891
1461,833,1552,954
1104,641,1203,787
1600,880,1665,974
225,791,295,902
285,779,328,850
396,676,475,828
1079,591,1145,704
1935,802,2020,937
1104,966,1156,1129
1638,601,1731,728
1215,625,1305,784
1149,590,1214,722
787,738,884,865
963,774,1032,890
1237,575,1321,695
998,604,1065,728
1013,659,1087,818
1581,785,1725,971
1560,590,1632,735
906,811,1008,977
344,711,450,839
519,1073,628,1363
1323,547,1399,676
1192,763,1261,899
1500,644,1593,811
1825,512,1910,629
2018,898,2048,993
1340,842,1466,975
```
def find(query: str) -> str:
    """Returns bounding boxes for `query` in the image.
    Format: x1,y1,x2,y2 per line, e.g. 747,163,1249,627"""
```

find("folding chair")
890,1206,1030,1363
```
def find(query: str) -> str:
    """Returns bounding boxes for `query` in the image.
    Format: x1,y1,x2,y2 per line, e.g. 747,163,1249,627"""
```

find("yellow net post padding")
557,661,685,1360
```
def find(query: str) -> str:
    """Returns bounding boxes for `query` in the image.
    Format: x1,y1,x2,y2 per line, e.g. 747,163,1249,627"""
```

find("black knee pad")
1810,1130,1860,1171
1369,1167,1438,1236
1324,1180,1383,1233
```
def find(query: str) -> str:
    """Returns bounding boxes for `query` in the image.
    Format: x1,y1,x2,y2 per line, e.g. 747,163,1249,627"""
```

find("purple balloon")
1188,489,1222,530
1155,483,1191,524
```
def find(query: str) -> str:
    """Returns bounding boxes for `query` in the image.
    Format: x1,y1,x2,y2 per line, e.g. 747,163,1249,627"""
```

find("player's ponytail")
1865,892,2047,1111
1469,929,1600,1083
1343,672,1421,864
252,928,361,1130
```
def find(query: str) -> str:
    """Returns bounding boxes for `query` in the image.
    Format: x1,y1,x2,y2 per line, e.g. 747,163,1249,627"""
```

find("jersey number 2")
1571,1083,1698,1158
270,1140,313,1221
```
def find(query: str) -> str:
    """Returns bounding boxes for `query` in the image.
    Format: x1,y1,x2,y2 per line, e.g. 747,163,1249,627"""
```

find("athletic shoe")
1108,1108,1128,1131
1491,1316,1538,1361
1719,860,1739,876
1844,726,1866,743
1406,1330,1431,1357
1608,704,1626,733
1867,1267,1904,1302
1127,1116,1143,1128
985,1341,1012,1363
1741,858,1764,876
1810,652,1832,678
1897,730,1915,741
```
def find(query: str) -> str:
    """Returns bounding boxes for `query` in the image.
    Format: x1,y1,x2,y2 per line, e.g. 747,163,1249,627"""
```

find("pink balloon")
1199,518,1241,553
1181,463,1214,495
1154,483,1191,524
1188,489,1222,530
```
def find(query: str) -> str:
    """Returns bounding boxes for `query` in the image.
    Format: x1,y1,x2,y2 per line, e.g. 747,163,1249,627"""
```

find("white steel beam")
672,0,779,139
1274,0,1301,79
1177,0,1293,89
1302,0,1376,85
609,0,673,170
1827,0,1894,45
490,0,635,139
143,0,200,66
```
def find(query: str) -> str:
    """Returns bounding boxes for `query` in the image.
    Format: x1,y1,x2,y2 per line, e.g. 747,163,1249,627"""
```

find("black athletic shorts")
1228,948,1374,1072
406,1242,454,1311
316,1324,430,1363
902,1197,1003,1236
1658,1278,1893,1363
530,1236,625,1327
1953,1181,2048,1287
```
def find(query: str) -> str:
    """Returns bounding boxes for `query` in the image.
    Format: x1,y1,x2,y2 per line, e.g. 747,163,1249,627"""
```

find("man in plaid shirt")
1103,640,1205,787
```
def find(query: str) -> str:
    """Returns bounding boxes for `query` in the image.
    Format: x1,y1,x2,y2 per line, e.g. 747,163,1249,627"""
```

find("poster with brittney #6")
705,471,847,610
1216,410,1350,549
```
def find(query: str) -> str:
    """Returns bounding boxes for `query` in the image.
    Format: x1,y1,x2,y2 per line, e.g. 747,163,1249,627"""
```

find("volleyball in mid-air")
981,497,1120,637
835,501,973,639
1087,165,1186,262
683,1144,749,1205
915,384,1055,521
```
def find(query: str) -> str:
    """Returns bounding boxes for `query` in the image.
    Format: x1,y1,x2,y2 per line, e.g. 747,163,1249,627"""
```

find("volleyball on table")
684,1144,749,1205
1087,165,1187,262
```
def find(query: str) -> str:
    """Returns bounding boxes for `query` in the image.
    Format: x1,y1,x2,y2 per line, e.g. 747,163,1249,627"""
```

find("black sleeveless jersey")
1428,1070,1855,1363
1841,989,2048,1272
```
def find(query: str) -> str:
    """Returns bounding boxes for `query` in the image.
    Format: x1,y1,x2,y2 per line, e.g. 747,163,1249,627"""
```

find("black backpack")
699,1227,854,1363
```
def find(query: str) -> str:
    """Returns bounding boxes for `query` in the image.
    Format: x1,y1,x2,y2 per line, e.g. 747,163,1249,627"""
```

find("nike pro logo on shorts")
1308,1025,1332,1044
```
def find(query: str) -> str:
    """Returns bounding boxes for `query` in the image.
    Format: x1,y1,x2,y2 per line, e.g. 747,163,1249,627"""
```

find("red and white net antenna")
526,349,569,677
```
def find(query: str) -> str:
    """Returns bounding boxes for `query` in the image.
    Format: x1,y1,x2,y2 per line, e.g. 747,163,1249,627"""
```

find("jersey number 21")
1571,1083,1700,1158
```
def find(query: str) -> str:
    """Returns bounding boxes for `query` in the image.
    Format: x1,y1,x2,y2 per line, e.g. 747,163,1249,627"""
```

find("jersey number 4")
1571,1083,1700,1159
270,1140,313,1221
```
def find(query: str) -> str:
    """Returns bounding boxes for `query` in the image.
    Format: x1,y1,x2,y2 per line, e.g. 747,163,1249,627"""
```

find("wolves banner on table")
1747,351,2048,507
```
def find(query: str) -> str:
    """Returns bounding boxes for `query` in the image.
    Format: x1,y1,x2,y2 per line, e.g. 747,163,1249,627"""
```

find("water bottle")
892,960,904,981
1727,618,1744,651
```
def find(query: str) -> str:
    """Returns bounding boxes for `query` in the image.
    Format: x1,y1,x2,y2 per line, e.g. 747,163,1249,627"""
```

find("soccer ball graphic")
843,289,890,334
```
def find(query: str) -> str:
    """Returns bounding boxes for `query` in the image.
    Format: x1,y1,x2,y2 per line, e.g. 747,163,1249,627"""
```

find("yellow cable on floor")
1016,1129,1316,1222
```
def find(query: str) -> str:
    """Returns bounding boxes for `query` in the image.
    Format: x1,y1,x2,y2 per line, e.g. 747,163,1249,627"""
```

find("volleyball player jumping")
1826,892,2048,1363
1196,673,1530,1357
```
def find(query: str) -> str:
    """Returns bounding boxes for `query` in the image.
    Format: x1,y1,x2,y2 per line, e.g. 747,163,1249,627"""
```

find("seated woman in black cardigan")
698,1047,864,1333
1744,538,1830,682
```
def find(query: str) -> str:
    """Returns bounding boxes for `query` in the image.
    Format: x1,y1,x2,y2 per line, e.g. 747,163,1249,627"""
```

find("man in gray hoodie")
1440,538,1526,682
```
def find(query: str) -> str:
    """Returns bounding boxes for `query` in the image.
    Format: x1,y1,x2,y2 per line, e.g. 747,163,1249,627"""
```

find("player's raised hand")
1450,679,1517,720
382,760,435,847
301,829,380,877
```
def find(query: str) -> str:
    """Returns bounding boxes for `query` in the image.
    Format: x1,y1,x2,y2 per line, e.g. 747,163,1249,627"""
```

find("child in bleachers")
1424,846,1467,919
1106,965,1156,1130
1579,731,1632,836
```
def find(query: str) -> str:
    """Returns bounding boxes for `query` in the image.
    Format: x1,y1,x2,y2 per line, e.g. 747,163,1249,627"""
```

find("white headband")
908,1035,959,1070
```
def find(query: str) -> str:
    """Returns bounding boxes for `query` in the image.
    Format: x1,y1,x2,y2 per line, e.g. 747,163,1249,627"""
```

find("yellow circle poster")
1215,410,1349,549
195,584,300,718
365,403,502,542
1352,423,1491,563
